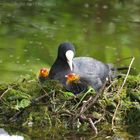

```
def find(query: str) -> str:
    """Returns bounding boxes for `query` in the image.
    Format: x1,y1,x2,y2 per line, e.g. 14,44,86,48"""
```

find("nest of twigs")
0,72,140,134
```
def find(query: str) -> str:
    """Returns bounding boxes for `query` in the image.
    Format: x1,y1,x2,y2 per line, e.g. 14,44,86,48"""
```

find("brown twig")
79,96,93,114
116,57,135,97
34,89,49,102
0,85,16,100
79,113,104,134
112,57,135,128
104,79,118,93
88,118,98,134
75,81,107,119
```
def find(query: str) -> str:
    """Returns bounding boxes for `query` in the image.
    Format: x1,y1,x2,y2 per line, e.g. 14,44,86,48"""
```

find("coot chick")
49,42,114,92
65,72,105,94
65,73,88,94
38,68,49,83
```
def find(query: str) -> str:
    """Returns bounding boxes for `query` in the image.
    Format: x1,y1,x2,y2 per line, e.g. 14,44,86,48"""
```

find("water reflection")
0,125,139,140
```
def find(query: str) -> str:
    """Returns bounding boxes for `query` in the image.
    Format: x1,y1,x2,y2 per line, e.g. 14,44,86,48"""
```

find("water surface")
0,0,140,83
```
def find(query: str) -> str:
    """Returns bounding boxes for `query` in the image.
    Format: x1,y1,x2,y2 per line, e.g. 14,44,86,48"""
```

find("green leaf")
92,111,102,119
19,99,31,108
63,91,75,97
6,89,31,101
14,99,31,110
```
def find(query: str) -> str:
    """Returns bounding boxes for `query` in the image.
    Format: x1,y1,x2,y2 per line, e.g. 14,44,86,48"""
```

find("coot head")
39,68,49,83
57,42,75,71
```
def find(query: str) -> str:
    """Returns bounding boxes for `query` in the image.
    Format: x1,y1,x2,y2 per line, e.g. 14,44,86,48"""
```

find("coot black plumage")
49,42,115,93
49,43,75,85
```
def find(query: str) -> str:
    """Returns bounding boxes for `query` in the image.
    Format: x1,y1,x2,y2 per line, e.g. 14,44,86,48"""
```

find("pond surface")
0,0,140,139
0,0,140,83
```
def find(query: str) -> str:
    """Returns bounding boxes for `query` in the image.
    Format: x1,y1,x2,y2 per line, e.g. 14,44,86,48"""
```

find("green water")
0,0,140,139
0,0,140,83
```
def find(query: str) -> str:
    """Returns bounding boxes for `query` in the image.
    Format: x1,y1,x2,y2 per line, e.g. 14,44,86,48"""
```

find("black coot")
49,43,75,85
49,42,115,93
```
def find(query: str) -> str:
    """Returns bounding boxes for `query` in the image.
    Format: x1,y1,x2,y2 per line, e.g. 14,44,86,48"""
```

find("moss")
0,74,140,132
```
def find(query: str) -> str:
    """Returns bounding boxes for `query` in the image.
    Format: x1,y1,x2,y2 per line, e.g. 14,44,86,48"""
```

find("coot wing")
73,57,110,81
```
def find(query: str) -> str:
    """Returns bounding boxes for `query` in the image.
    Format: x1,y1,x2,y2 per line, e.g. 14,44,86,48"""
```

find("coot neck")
56,58,70,68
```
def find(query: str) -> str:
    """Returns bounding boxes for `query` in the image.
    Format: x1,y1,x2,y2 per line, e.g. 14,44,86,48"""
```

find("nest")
0,73,140,135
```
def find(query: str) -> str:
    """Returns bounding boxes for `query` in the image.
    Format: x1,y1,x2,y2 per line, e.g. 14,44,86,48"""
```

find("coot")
49,43,75,85
49,42,115,92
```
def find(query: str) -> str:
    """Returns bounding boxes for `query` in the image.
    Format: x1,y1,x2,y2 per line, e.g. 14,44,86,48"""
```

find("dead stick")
75,81,107,119
116,57,135,97
0,88,10,99
80,81,106,114
104,79,118,92
0,85,16,100
80,96,93,114
112,57,135,128
88,118,98,134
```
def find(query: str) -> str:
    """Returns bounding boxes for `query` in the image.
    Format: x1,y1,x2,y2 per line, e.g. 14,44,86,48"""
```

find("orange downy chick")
39,68,49,77
65,73,80,85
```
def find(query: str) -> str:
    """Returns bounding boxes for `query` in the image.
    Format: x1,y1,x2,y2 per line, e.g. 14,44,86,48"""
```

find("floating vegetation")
0,73,140,135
